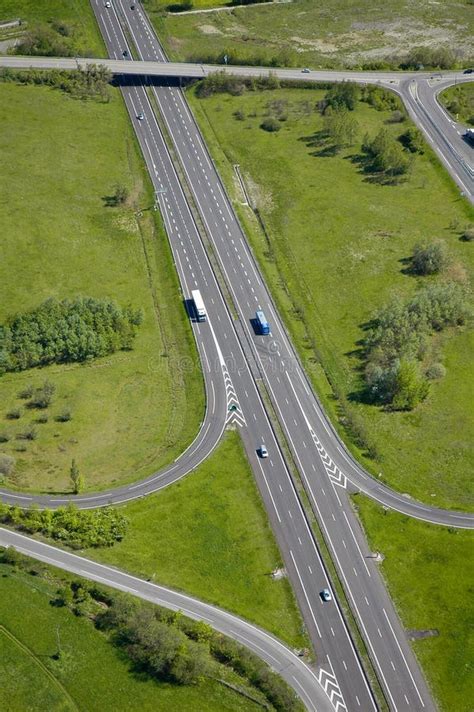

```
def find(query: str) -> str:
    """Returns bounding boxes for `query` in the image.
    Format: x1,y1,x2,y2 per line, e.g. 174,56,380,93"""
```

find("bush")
29,381,56,409
0,455,15,476
6,409,21,420
261,117,281,132
411,241,448,275
461,226,474,242
361,85,401,112
167,1,193,11
0,65,112,102
56,409,72,422
17,426,37,441
387,110,406,124
14,24,75,58
0,296,142,374
18,384,34,399
426,362,446,380
0,433,10,443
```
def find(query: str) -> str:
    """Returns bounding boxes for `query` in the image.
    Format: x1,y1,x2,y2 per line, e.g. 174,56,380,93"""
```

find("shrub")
261,117,281,132
29,381,56,409
17,426,37,441
6,409,21,420
18,384,34,399
461,226,474,242
56,409,72,422
0,433,10,443
411,241,448,275
167,1,193,11
387,110,406,124
362,128,412,177
0,455,15,476
426,362,446,380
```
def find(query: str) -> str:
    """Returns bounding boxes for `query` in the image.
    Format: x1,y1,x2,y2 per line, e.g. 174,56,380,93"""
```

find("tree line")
0,65,112,101
0,296,142,375
0,502,127,549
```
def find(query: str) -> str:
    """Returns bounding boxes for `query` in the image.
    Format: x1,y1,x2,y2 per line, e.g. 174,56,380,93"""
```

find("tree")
323,108,359,149
112,184,129,206
411,241,448,275
70,459,84,494
399,127,424,153
324,82,359,112
391,359,429,411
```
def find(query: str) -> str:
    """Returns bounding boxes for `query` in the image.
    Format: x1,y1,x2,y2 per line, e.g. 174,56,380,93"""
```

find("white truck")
191,289,206,322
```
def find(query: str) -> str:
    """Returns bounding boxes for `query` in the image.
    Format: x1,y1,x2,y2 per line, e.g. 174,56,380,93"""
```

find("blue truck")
256,310,270,335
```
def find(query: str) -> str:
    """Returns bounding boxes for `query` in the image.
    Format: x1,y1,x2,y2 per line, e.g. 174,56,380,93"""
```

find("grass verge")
354,495,474,712
439,81,474,126
0,560,265,711
0,82,203,493
86,430,308,649
186,84,473,510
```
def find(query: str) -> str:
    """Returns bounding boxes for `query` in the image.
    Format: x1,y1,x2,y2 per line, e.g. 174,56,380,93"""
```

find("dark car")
131,3,136,8
122,49,128,57
463,68,473,74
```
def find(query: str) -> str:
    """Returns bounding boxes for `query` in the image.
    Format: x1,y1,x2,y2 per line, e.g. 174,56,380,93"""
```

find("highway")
0,527,334,712
0,55,472,202
1,8,472,710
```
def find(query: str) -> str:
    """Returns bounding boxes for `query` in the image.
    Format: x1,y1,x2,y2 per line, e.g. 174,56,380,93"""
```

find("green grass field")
187,86,474,510
0,0,105,55
0,563,263,711
146,0,474,69
0,82,203,493
355,496,474,712
87,431,307,649
439,82,474,127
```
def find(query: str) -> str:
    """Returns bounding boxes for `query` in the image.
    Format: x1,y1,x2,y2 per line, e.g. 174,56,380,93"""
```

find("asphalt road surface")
0,527,335,712
1,7,472,709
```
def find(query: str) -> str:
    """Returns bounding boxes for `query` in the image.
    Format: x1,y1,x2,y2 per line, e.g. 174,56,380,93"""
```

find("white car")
137,112,144,120
260,445,268,458
302,68,310,73
105,1,111,7
321,588,332,602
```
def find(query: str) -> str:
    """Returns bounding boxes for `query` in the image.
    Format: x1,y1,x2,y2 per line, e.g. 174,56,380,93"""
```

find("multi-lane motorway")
1,5,473,710
0,527,334,712
1,54,473,201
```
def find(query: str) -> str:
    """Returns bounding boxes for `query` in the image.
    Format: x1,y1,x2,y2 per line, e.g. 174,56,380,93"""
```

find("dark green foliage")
97,596,302,709
0,296,142,375
70,459,84,495
231,0,272,4
167,1,193,11
0,433,10,443
363,282,471,408
399,127,424,154
112,184,129,206
362,128,412,177
261,117,281,132
0,65,112,102
0,503,127,549
360,85,401,112
324,82,359,112
411,242,448,275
